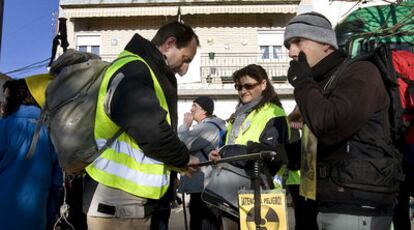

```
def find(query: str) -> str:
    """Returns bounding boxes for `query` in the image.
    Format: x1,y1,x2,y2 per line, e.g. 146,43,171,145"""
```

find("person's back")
0,77,63,230
284,12,398,230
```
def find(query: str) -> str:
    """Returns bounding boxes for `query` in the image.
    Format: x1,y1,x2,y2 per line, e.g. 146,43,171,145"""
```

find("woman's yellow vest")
225,103,298,187
86,50,171,199
225,103,288,145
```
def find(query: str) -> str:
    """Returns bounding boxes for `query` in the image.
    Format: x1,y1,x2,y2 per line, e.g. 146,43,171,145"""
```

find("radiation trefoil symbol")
245,205,280,230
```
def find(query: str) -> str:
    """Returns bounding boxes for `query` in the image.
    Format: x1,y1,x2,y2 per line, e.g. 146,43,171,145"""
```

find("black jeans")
288,185,319,230
189,193,221,230
393,161,414,230
150,204,171,230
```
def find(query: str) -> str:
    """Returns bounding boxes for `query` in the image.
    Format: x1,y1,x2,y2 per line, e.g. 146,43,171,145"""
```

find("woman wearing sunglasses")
208,64,290,229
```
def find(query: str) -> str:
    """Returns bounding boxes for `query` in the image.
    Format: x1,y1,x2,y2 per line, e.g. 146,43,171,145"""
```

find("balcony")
200,52,290,85
100,52,293,97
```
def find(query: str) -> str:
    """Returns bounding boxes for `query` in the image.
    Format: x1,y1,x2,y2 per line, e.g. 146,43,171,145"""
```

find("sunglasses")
234,82,261,91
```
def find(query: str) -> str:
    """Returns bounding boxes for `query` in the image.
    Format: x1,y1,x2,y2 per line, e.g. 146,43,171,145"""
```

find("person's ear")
164,36,177,50
260,79,267,91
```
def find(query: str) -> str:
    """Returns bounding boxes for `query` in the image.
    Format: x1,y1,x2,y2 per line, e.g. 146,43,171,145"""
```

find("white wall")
176,51,201,84
177,98,296,127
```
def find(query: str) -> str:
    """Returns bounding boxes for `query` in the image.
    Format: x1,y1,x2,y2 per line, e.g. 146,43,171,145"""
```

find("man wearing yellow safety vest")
84,21,200,230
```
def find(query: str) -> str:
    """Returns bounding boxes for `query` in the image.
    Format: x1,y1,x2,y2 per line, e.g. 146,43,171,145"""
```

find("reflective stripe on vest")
225,103,288,145
86,50,170,199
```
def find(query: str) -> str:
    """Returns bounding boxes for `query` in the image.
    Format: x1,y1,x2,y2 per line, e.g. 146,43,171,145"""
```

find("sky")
0,0,59,79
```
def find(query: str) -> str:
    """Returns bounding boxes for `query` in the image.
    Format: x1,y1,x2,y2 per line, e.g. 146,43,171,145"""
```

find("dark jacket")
109,34,189,168
294,50,395,215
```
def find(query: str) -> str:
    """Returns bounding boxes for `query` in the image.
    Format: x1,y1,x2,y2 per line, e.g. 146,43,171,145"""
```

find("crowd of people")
0,11,412,230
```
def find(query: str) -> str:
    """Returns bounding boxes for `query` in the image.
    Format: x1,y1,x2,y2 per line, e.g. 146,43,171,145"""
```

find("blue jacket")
0,105,63,230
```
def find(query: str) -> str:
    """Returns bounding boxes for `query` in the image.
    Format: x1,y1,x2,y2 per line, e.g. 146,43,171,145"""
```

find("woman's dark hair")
2,79,37,117
232,64,283,111
151,21,200,49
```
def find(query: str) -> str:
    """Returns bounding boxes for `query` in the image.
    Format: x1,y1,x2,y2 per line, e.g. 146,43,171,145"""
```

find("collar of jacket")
312,50,348,83
9,105,40,119
124,33,174,77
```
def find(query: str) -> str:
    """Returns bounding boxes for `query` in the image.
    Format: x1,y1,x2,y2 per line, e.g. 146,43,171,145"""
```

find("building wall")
178,98,296,126
69,13,292,58
70,16,173,59
62,8,297,128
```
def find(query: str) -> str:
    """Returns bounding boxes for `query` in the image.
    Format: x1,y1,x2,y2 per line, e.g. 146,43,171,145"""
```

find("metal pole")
253,160,262,230
190,151,277,167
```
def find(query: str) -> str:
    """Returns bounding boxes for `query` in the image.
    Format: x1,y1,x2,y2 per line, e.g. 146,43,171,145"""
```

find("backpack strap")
323,58,352,95
399,76,414,116
25,107,48,159
205,120,226,146
205,120,223,131
92,127,125,160
103,54,137,116
104,72,126,117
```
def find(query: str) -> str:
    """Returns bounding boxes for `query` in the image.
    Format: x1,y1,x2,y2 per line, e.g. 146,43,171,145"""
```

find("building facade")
59,0,379,122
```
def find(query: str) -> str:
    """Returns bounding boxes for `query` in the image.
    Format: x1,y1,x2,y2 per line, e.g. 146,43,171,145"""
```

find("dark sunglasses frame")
234,82,261,91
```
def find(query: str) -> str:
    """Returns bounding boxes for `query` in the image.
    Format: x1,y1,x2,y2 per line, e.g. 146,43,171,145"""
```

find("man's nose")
288,45,299,59
288,48,298,59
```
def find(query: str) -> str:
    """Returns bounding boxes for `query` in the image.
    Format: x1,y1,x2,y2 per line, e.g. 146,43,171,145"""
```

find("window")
76,35,101,55
257,30,286,61
78,46,87,52
260,46,269,59
273,46,282,59
91,46,100,55
260,45,283,60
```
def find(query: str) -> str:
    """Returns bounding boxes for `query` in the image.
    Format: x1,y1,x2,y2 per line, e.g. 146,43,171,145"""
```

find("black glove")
287,51,313,87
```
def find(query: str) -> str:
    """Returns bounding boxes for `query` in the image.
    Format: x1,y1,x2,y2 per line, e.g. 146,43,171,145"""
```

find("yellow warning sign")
238,190,287,230
300,124,318,200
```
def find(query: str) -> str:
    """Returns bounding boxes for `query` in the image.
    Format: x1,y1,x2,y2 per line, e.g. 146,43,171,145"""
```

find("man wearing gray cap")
284,12,397,230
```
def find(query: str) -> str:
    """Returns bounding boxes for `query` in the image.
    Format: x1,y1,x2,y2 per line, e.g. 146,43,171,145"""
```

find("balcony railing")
101,52,291,84
200,52,290,84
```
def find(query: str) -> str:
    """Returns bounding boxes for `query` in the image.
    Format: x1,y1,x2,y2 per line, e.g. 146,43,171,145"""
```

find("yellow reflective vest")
226,103,288,145
86,50,171,199
225,103,296,188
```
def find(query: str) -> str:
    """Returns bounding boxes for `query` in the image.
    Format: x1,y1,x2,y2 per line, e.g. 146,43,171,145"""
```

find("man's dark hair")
232,64,283,110
151,21,200,49
2,79,37,117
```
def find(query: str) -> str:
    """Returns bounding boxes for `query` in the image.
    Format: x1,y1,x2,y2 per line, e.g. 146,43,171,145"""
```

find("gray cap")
284,12,338,49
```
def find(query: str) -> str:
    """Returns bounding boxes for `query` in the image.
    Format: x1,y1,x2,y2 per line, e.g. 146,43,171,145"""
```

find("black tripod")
193,151,277,229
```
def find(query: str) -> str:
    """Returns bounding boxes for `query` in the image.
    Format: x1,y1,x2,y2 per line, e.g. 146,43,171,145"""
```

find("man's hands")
185,155,200,177
183,112,194,127
287,51,313,87
208,148,221,161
